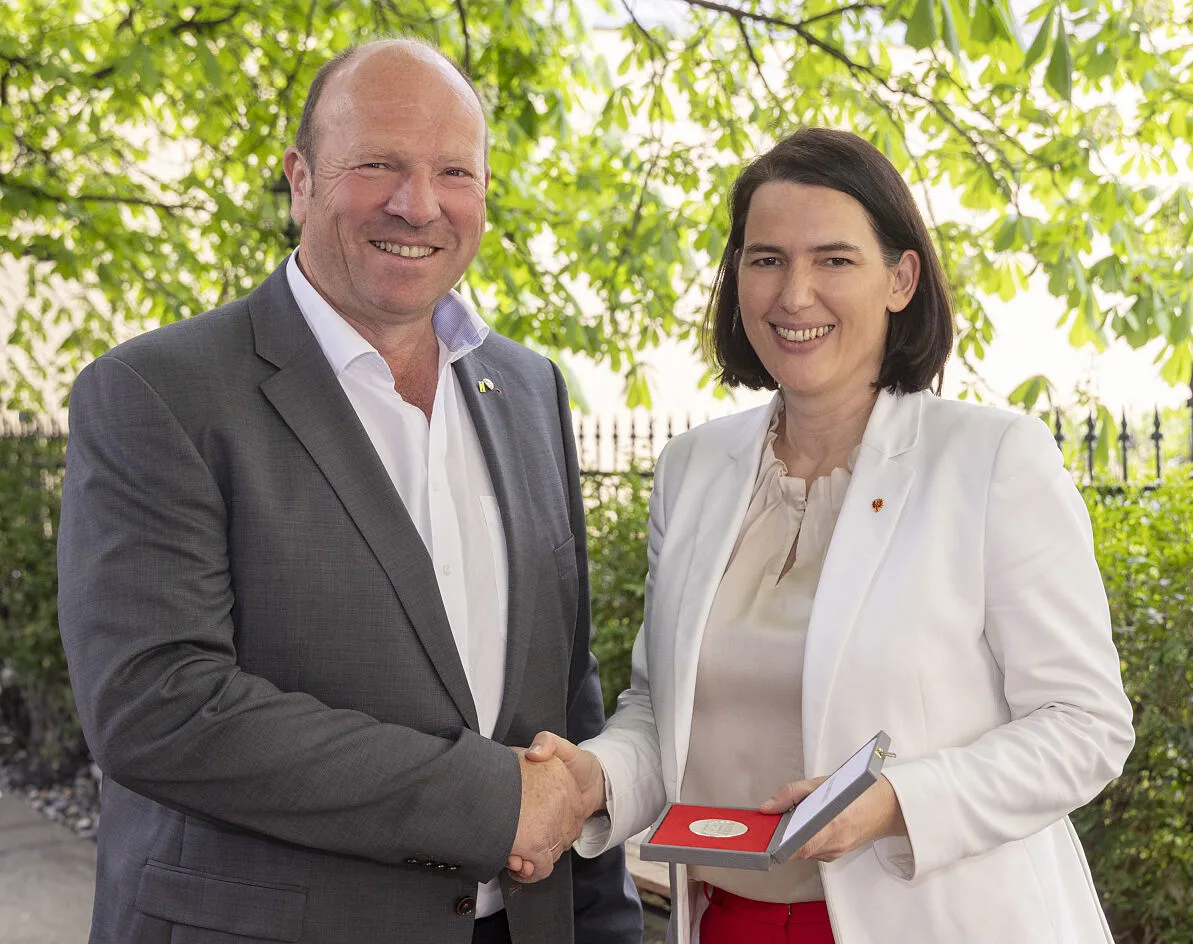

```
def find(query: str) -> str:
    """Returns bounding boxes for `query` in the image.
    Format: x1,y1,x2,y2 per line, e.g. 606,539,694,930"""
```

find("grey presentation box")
639,731,892,870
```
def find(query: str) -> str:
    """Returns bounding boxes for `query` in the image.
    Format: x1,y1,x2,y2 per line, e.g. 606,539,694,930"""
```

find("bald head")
295,39,488,176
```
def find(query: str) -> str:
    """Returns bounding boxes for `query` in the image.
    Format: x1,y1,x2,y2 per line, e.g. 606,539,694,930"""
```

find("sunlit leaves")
1,0,1191,411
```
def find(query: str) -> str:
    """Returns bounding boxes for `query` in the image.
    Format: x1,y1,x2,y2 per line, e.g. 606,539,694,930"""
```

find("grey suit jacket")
56,260,641,944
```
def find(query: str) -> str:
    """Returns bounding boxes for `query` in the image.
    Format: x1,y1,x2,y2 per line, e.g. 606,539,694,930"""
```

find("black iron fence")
575,403,1193,484
5,403,1193,484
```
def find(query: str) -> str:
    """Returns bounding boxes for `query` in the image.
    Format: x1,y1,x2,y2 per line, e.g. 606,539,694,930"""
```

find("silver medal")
688,818,748,838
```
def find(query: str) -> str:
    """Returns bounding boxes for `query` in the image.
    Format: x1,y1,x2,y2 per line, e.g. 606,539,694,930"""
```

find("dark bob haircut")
703,128,954,394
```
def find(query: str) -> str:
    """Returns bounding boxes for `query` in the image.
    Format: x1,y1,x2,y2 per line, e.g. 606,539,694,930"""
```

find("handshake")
507,732,603,883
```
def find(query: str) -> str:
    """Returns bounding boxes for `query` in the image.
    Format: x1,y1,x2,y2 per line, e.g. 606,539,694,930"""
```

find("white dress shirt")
287,251,509,916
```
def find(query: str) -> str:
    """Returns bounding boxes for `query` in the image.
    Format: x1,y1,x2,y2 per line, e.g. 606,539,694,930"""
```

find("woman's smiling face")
736,182,920,404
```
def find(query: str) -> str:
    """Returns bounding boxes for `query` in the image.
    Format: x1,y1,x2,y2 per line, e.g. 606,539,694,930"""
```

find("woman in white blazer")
515,129,1134,943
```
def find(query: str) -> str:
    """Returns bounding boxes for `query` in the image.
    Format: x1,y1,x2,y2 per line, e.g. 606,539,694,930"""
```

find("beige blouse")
680,420,855,903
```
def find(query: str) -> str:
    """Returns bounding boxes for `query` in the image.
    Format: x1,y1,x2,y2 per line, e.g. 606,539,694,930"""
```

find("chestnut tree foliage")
1,0,1190,409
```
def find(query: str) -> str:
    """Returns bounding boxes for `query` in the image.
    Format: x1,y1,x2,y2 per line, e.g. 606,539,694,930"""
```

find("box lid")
769,730,892,864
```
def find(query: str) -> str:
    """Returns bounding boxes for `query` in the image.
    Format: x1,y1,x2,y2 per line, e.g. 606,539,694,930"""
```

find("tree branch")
171,5,244,36
680,0,859,33
799,3,883,27
735,17,780,109
677,0,1014,201
0,172,201,214
454,0,472,73
620,0,669,59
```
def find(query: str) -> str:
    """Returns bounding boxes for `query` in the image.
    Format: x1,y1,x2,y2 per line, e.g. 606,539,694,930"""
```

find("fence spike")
1084,414,1097,484
1118,409,1131,482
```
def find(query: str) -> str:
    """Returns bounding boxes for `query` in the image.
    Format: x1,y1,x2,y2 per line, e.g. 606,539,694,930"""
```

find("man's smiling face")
283,44,489,330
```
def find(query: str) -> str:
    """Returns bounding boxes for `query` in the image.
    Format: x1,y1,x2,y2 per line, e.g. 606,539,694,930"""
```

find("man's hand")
760,774,906,862
508,750,585,883
525,731,606,817
506,732,607,881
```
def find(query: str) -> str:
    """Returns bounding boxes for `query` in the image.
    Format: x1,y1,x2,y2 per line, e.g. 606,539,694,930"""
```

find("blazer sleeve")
57,354,523,880
574,441,671,856
878,414,1135,879
547,363,644,942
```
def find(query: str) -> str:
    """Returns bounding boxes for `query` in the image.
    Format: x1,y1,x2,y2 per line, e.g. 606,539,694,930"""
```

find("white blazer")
579,389,1135,944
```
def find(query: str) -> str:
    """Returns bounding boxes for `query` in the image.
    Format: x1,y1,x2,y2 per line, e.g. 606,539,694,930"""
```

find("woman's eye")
825,257,852,267
750,257,781,267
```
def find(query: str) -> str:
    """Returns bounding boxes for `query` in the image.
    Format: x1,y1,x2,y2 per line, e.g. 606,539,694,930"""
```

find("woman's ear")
887,250,921,314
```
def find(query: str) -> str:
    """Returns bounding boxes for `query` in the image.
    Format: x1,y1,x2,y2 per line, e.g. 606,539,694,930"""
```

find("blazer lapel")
450,353,540,744
250,264,480,730
671,400,778,785
801,390,923,767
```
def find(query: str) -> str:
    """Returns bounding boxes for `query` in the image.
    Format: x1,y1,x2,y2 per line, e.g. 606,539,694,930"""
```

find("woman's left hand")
760,775,907,862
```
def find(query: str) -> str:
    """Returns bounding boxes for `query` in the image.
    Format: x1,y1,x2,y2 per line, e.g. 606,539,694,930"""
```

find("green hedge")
583,472,651,717
1074,483,1193,941
0,428,82,782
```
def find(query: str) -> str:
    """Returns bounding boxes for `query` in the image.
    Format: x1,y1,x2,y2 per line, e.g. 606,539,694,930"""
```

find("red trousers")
699,885,836,944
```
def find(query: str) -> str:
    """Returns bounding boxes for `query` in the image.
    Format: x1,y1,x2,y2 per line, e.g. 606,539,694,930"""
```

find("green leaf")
938,0,961,57
1159,340,1193,385
1045,15,1072,100
905,0,939,48
992,216,1020,252
1048,254,1070,295
1024,6,1055,70
1007,373,1053,410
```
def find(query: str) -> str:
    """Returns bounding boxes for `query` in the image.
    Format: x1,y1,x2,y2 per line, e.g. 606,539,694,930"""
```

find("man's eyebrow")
742,242,787,254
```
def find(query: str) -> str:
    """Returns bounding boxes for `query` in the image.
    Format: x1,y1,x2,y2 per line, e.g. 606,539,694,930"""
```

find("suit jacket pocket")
135,859,307,942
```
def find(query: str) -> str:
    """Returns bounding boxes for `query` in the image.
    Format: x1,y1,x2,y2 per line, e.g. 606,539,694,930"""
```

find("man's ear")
887,250,921,314
282,146,311,226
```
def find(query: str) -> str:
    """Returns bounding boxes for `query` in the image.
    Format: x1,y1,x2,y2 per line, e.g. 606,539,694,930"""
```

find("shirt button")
455,896,476,917
442,564,452,576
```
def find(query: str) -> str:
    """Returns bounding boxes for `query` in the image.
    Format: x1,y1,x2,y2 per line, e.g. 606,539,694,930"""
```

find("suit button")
455,896,476,917
435,863,449,871
404,857,419,866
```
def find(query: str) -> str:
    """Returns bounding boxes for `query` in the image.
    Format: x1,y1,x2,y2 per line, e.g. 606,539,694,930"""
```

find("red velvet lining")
647,804,782,852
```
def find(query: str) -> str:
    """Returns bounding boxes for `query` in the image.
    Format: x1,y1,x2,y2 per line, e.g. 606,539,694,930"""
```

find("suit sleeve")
548,362,644,943
57,354,523,880
878,414,1135,879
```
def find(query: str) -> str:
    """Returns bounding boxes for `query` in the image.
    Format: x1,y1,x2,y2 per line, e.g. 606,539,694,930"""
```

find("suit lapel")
671,400,778,784
801,390,922,768
451,353,540,744
250,264,479,730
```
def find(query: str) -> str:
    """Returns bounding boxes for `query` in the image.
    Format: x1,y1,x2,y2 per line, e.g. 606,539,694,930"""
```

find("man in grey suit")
56,38,641,944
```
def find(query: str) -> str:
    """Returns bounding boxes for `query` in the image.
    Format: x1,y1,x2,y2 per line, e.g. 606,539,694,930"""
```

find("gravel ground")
0,721,101,841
